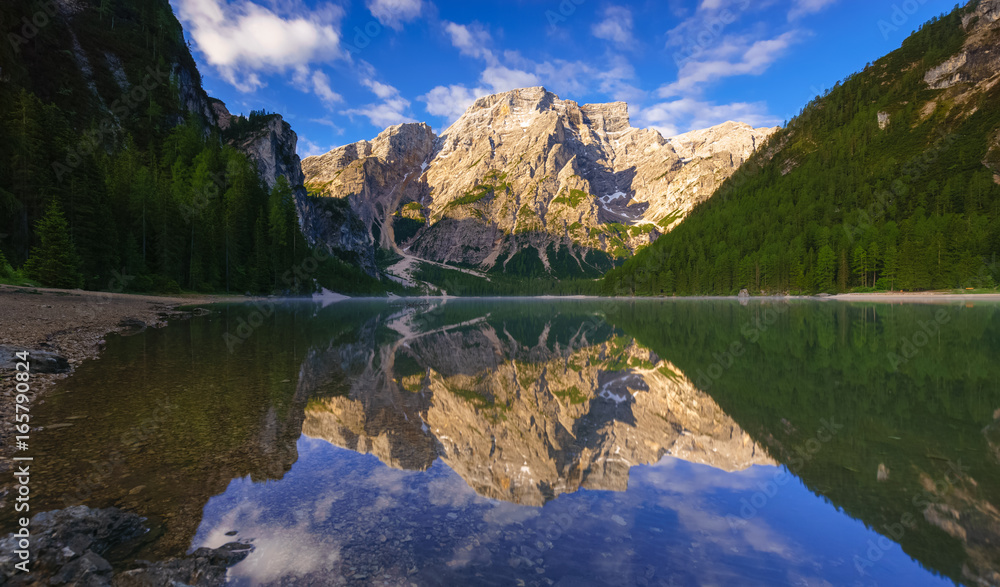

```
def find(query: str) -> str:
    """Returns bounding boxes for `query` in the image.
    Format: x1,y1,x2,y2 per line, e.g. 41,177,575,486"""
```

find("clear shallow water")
9,299,1000,586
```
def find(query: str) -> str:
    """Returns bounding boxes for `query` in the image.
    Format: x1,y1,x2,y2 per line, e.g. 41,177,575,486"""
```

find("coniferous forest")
0,0,311,294
603,7,1000,296
2,1,999,297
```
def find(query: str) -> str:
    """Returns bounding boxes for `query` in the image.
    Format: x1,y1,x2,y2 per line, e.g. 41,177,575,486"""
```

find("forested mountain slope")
0,0,378,294
603,0,1000,295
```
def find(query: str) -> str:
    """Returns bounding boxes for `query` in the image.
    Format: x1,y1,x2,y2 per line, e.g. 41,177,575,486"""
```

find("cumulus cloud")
342,99,416,127
366,0,423,31
430,19,646,120
172,0,344,92
343,79,417,127
591,6,634,46
419,84,490,123
311,70,342,106
480,65,540,93
659,31,799,97
635,97,781,138
594,54,646,102
298,136,333,158
443,21,494,62
365,79,399,100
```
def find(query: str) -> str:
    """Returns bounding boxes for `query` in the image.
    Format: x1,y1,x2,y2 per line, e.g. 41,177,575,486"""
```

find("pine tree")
23,201,83,289
851,245,868,288
883,244,898,290
867,241,881,288
816,245,835,292
0,248,13,278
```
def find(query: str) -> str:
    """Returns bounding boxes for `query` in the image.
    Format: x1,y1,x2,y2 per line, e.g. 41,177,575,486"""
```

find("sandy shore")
829,292,1000,302
0,285,244,474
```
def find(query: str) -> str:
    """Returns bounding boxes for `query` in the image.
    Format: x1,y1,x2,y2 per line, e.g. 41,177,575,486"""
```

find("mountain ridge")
303,87,777,281
604,0,1000,295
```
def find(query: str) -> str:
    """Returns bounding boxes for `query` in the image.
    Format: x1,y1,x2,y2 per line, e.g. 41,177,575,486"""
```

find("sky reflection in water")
17,299,1000,586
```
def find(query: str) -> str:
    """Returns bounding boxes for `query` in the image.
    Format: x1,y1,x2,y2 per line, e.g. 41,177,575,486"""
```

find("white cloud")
298,136,333,158
343,79,416,128
788,0,837,20
443,21,494,62
419,84,490,123
366,0,423,31
364,79,398,100
343,99,416,127
309,117,343,133
172,0,344,92
635,97,781,138
659,31,799,98
595,55,646,102
591,6,634,46
480,65,540,93
311,70,342,106
665,0,755,66
441,19,639,100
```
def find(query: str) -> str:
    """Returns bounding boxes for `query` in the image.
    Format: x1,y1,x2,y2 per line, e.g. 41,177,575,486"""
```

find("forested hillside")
603,3,1000,296
0,0,311,294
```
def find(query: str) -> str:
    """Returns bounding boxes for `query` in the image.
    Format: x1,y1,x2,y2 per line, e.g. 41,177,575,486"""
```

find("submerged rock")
0,506,252,587
113,542,253,587
0,345,71,373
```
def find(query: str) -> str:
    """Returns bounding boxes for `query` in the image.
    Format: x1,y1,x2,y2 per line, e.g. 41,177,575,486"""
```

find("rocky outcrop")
225,112,305,192
171,62,216,127
303,87,777,276
924,52,968,89
296,195,378,276
209,98,232,132
920,0,1000,180
303,123,437,251
0,506,252,587
925,0,1000,91
215,104,379,276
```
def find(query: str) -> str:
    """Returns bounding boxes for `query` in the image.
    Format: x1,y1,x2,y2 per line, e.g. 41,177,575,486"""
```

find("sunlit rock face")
301,309,773,506
302,87,777,275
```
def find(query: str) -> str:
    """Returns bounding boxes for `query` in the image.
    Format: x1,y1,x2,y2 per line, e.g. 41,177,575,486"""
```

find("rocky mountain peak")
303,87,778,279
372,122,437,166
465,86,557,116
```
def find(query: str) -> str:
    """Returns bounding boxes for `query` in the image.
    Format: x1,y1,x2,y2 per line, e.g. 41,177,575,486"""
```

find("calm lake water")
9,299,1000,586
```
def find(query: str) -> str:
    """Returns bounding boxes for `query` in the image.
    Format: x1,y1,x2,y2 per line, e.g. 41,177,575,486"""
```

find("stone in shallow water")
0,506,253,587
0,345,70,373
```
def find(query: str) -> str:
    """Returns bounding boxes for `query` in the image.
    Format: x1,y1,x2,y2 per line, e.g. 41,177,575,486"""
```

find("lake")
9,299,1000,586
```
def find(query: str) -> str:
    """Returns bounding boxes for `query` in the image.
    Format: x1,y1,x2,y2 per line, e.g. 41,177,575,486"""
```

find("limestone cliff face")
303,88,777,276
924,0,1000,183
302,123,437,251
927,0,1000,91
210,102,305,191
214,101,379,276
300,314,773,506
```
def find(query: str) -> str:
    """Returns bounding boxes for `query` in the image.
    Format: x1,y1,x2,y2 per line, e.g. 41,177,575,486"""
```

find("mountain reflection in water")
299,304,772,507
13,299,1000,586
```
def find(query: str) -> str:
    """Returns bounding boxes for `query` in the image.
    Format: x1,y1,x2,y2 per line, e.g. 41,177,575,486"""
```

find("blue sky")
169,0,959,158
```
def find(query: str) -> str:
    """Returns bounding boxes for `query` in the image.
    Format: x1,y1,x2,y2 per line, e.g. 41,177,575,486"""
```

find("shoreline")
0,285,246,480
1,285,997,457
